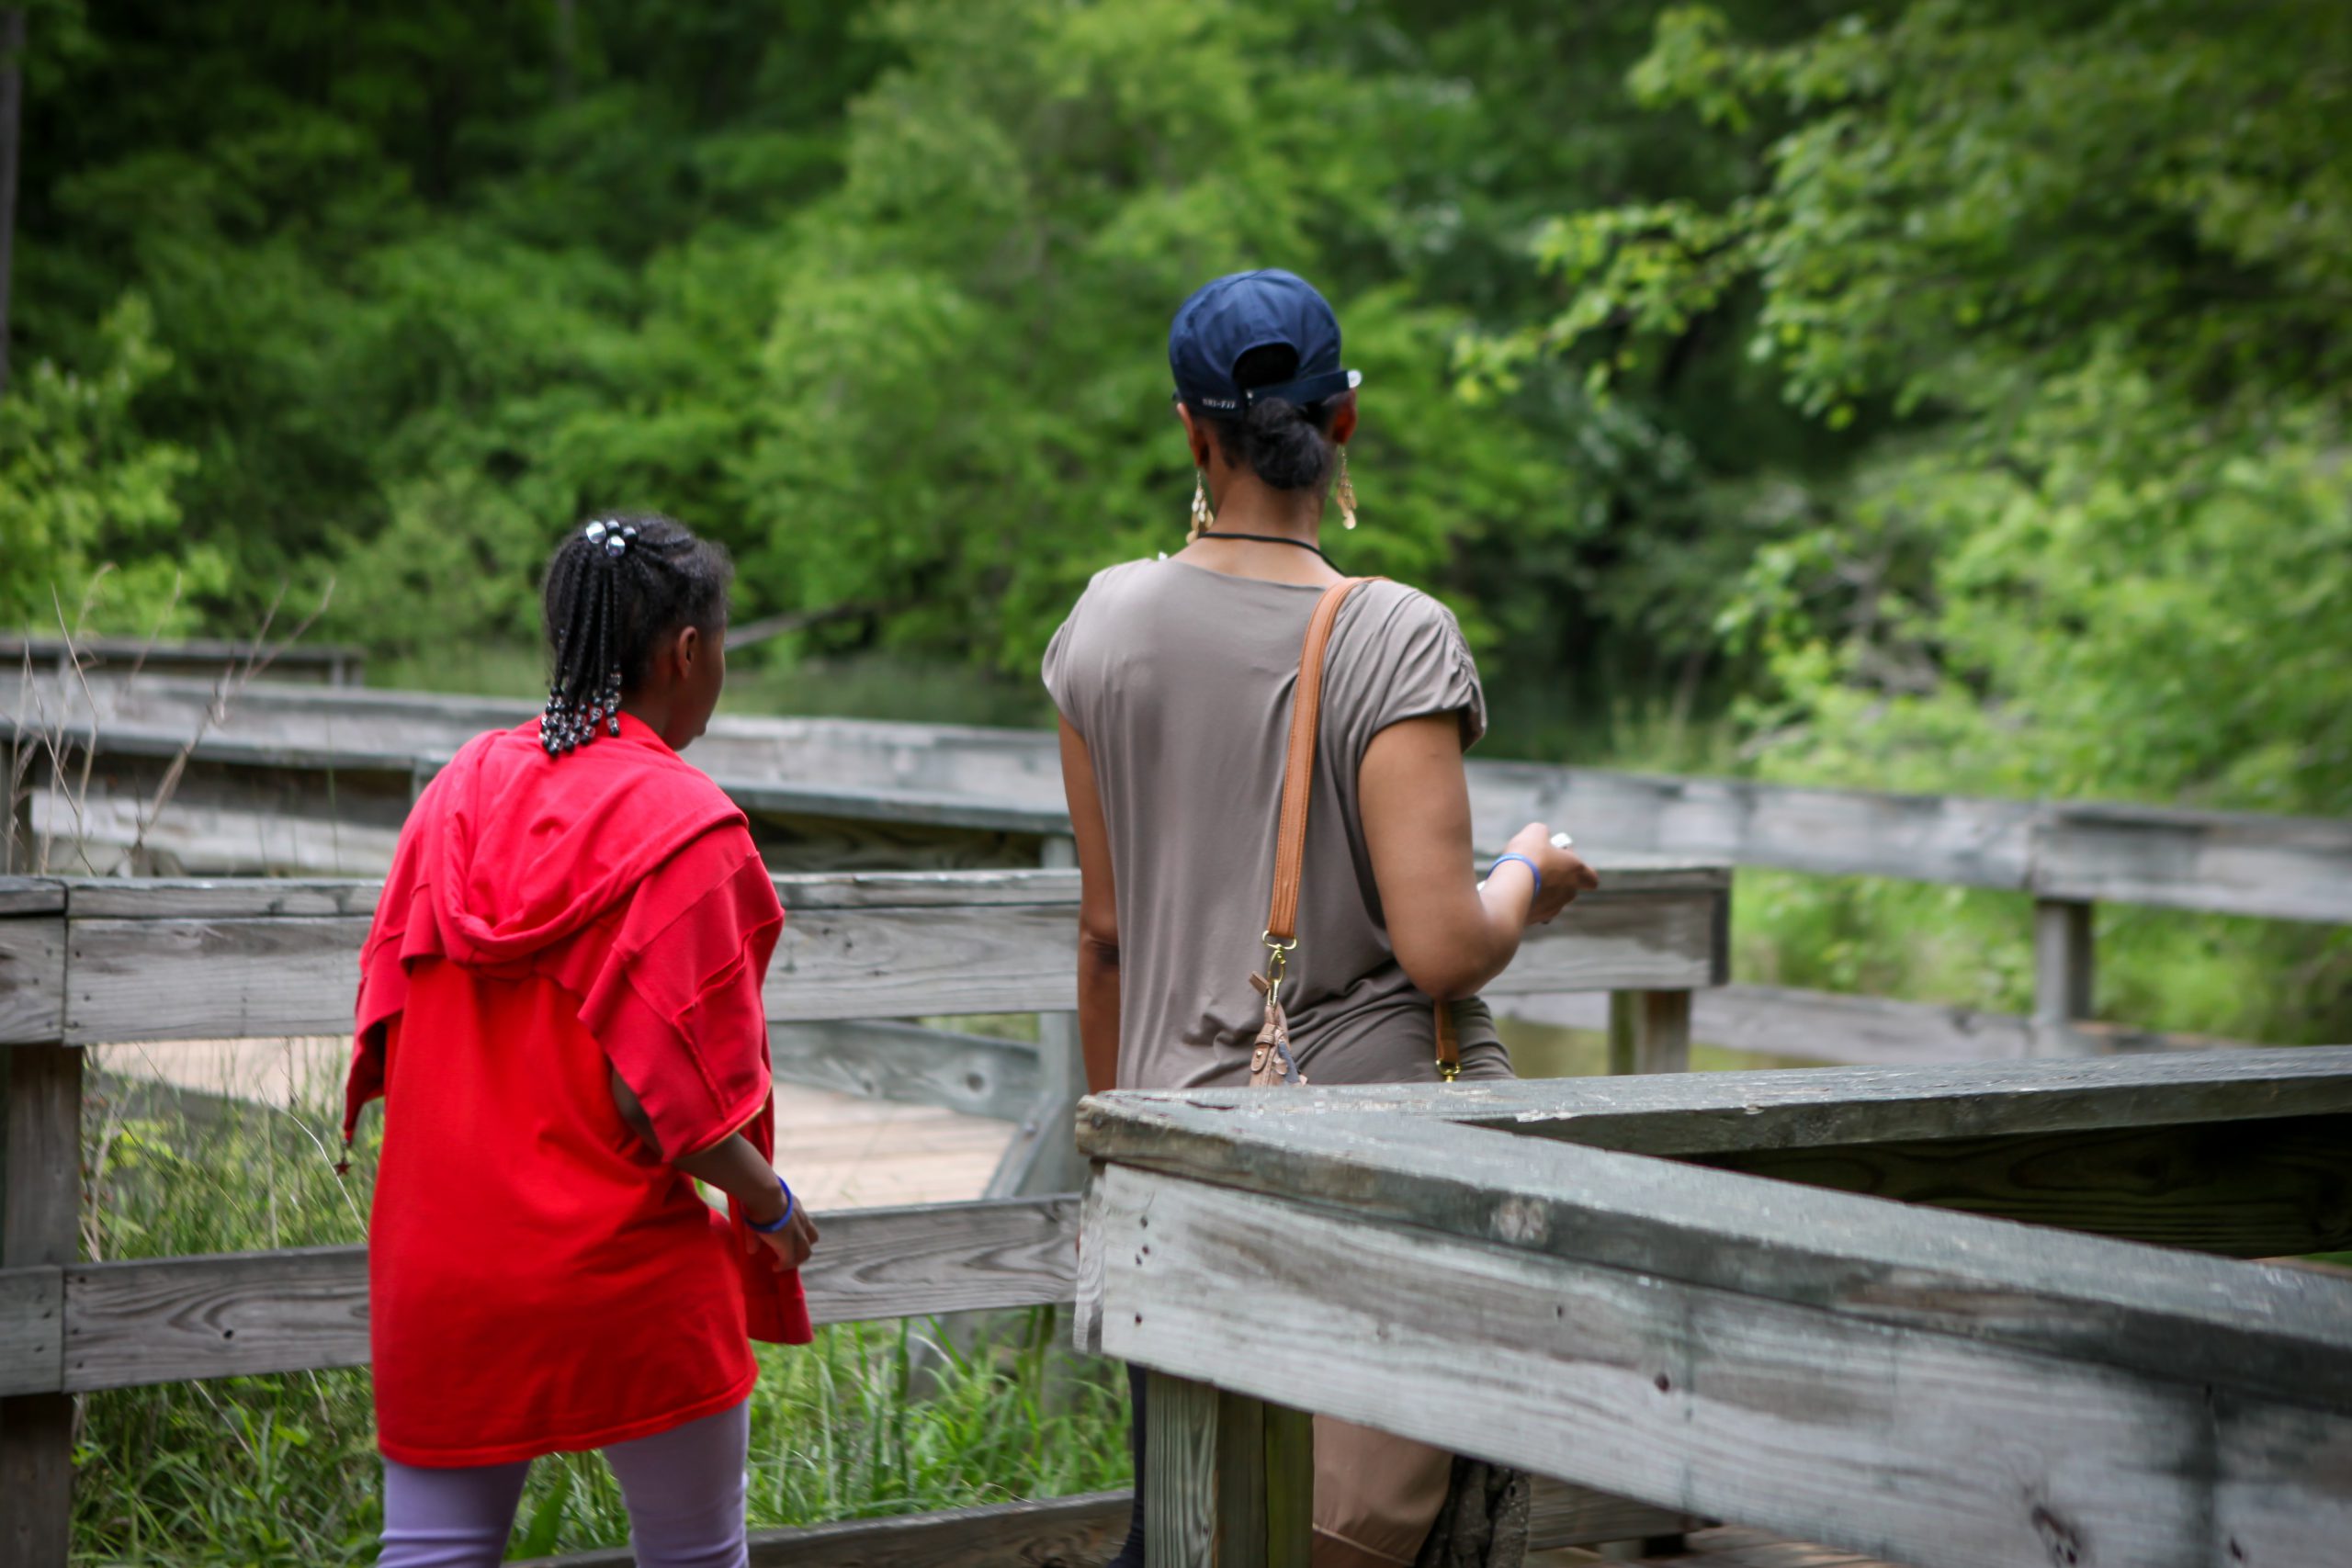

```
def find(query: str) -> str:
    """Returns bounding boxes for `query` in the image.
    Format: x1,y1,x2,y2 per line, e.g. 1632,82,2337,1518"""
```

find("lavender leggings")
379,1401,751,1568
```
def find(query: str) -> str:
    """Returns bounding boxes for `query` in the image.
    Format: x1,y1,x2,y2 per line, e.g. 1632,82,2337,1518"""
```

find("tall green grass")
73,1077,1130,1565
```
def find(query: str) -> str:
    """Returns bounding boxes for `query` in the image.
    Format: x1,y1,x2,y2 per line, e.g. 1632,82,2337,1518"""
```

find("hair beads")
537,515,734,760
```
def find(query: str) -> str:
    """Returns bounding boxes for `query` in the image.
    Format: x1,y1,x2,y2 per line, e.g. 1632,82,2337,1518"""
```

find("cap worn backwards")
1169,269,1360,417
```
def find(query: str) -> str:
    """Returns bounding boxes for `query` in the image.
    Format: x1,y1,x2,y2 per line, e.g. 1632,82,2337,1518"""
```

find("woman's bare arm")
1358,713,1596,999
1057,716,1123,1095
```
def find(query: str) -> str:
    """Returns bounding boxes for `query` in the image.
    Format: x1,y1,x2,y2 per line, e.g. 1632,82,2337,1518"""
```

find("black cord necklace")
1196,530,1338,570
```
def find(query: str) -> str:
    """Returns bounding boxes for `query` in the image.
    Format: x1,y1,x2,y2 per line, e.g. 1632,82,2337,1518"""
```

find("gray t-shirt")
1042,558,1511,1092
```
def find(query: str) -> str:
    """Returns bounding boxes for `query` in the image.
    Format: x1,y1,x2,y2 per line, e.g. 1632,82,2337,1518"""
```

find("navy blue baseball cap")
1169,268,1361,416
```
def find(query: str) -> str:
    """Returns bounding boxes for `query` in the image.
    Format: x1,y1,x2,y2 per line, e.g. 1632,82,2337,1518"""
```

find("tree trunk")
0,8,24,400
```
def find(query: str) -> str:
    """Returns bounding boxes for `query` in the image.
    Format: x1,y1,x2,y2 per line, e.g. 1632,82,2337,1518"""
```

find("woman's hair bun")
1211,344,1339,491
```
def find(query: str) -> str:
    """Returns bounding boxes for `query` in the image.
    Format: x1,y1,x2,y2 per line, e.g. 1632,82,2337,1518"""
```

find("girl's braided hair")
538,513,733,757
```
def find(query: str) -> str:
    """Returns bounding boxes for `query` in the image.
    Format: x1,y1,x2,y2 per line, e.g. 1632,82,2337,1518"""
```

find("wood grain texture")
31,1196,1078,1393
1496,984,2245,1068
1261,1403,1313,1568
767,1020,1038,1122
1093,1047,2352,1157
1527,1482,1704,1550
66,915,368,1043
0,912,63,1043
0,880,63,917
39,681,2352,919
1607,990,1691,1076
1091,1162,2352,1568
2,1044,81,1568
18,871,1720,1046
0,1266,60,1397
1075,1093,2352,1413
1147,1370,1222,1568
64,1244,371,1389
518,1490,1131,1568
1696,1111,2352,1258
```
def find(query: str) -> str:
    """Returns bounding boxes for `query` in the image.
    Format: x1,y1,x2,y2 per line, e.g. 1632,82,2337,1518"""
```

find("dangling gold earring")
1335,446,1358,530
1189,468,1215,542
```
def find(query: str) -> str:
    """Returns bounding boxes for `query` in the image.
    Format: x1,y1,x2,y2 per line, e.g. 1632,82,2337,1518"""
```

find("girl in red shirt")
345,515,819,1567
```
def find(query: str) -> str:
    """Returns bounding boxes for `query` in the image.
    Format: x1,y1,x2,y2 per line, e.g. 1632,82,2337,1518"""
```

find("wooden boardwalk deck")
1542,1529,1906,1565
93,1036,1015,1212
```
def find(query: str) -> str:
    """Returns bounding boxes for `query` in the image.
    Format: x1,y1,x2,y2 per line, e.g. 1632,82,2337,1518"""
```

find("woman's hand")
744,1199,820,1273
1498,823,1600,925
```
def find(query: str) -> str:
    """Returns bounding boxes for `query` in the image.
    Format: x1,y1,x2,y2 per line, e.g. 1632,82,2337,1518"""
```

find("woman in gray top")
1044,269,1596,1568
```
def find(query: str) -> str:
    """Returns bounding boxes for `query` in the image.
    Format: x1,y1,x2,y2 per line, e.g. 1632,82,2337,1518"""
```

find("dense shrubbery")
4,0,2344,1025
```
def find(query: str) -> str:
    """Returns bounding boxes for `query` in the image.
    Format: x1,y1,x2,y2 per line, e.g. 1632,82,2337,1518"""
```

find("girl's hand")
745,1200,820,1273
1501,823,1600,925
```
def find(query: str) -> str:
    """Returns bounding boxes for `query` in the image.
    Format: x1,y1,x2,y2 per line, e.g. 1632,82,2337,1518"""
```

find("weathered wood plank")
1075,1093,2352,1411
1607,990,1690,1076
768,1021,1038,1122
0,1266,60,1397
0,637,363,681
2,1043,81,1568
40,680,2352,918
64,1244,371,1388
0,880,63,917
66,915,368,1043
1102,1048,2352,1157
1527,1483,1705,1551
1146,1370,1222,1568
513,1481,1717,1568
799,1196,1077,1325
1261,1403,1313,1568
48,1196,1078,1393
1091,1162,2352,1568
1513,984,2248,1067
1468,762,2042,891
2034,803,2352,924
519,1490,1130,1568
1695,1111,2352,1257
0,912,64,1044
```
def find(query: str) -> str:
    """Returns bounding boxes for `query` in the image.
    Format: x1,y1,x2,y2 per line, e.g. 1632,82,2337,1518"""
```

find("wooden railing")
1077,1051,2352,1568
1,637,365,688
8,676,2350,1067
0,862,1730,1567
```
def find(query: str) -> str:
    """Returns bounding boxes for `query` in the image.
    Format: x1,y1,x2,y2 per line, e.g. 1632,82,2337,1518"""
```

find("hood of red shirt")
427,715,748,965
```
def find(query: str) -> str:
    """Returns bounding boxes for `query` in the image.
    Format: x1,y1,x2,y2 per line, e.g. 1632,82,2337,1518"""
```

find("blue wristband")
1487,852,1543,897
748,1176,797,1234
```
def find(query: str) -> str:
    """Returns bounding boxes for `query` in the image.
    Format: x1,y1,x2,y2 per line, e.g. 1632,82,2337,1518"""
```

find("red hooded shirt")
346,714,810,1469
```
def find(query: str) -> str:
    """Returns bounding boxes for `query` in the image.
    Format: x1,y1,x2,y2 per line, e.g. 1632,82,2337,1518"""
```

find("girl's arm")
1359,713,1597,1000
609,1070,818,1269
1057,716,1123,1095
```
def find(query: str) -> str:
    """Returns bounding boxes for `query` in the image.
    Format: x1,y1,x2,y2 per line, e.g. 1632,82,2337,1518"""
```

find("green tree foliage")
0,293,220,629
1517,0,2352,816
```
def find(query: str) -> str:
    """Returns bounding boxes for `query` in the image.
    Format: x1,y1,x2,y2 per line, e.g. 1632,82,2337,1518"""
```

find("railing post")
987,834,1086,1198
2033,897,2096,1056
1145,1371,1310,1568
1606,990,1691,1076
2,1042,82,1568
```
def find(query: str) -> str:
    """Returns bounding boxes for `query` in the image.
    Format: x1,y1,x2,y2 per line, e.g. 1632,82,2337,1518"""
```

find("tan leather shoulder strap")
1266,577,1372,942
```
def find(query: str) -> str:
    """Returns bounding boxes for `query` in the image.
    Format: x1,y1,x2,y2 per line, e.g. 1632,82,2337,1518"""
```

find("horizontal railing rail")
1078,1053,2352,1568
9,678,2347,1074
0,863,1725,1047
1,639,365,687
13,676,2349,922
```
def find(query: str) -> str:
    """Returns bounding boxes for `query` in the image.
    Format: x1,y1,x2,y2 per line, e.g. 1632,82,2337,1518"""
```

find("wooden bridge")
1076,1052,2352,1567
0,858,1725,1567
3,665,2349,1566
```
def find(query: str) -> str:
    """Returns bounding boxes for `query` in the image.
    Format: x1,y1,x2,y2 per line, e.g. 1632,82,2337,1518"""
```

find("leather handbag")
1249,578,1460,1089
1247,579,1521,1568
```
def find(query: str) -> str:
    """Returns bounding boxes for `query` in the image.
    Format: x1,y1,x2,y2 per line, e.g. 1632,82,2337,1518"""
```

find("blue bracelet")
748,1176,797,1235
1487,852,1543,897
